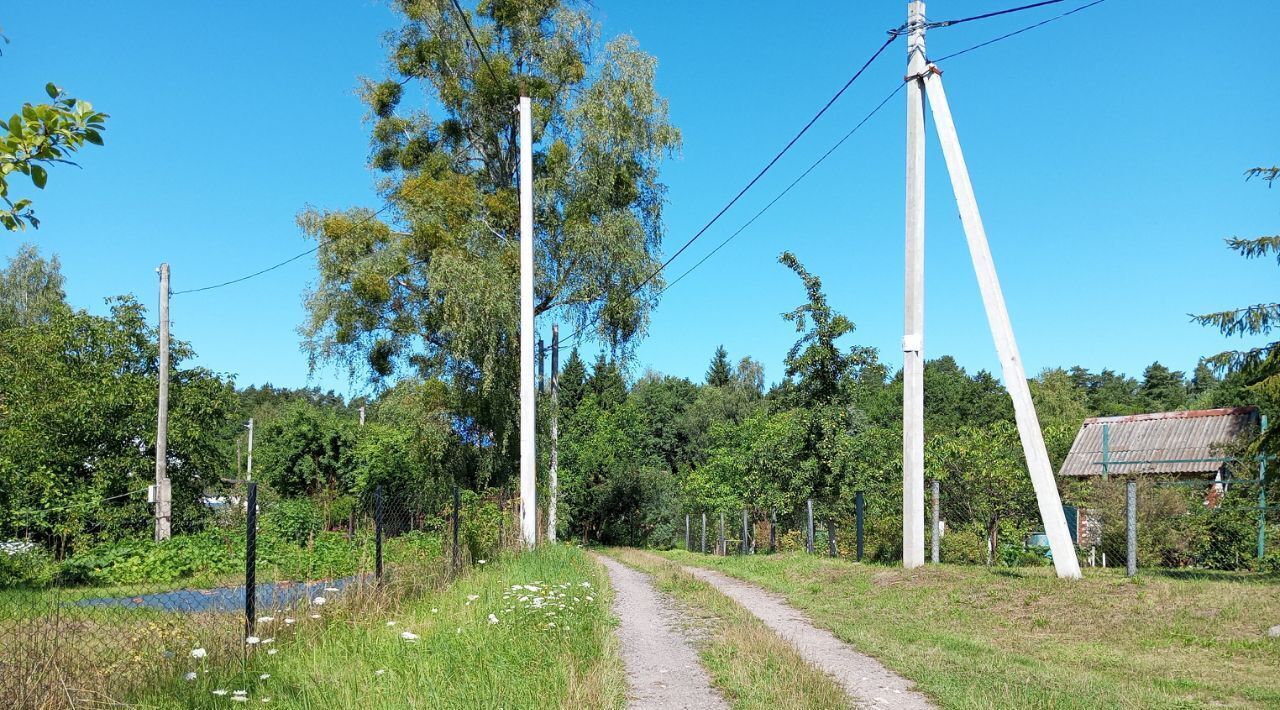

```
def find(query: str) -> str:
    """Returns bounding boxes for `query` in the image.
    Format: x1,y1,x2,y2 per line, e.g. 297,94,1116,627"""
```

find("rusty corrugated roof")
1057,407,1260,477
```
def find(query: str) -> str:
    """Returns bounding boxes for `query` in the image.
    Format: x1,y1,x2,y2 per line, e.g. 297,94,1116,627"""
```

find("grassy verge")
603,547,851,709
133,544,624,709
659,550,1280,709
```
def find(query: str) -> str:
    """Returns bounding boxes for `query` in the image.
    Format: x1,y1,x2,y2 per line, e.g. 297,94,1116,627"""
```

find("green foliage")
299,0,680,489
264,497,323,545
1,83,108,230
0,543,58,587
255,400,358,498
940,529,986,565
705,345,733,387
0,291,237,552
0,243,66,329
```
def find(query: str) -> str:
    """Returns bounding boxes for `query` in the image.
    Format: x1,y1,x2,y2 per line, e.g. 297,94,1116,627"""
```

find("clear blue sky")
3,1,1275,396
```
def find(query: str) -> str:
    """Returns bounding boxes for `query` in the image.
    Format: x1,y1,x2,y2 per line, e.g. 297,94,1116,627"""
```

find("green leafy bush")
941,529,987,565
0,541,58,588
264,497,324,545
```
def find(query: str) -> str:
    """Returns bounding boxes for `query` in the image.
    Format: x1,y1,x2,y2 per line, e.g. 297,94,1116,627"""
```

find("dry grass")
605,547,852,709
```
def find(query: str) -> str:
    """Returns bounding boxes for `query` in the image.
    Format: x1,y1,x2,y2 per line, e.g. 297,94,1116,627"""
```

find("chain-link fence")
673,476,1279,579
0,483,510,708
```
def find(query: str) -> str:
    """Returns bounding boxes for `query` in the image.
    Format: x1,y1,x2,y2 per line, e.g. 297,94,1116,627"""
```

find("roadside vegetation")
134,545,624,709
662,550,1280,709
604,548,851,709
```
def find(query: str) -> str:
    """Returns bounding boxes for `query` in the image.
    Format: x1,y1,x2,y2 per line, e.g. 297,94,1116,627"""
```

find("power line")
562,0,1111,348
926,0,1070,29
449,0,503,89
931,0,1109,63
558,33,901,344
661,82,907,296
172,203,394,295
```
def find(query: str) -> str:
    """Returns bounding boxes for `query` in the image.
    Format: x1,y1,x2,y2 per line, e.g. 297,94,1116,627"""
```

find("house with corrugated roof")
1057,406,1261,547
1058,407,1260,481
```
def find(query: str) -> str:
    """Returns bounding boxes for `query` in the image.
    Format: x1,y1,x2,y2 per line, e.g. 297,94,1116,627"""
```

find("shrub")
0,541,58,588
265,497,324,545
941,529,987,565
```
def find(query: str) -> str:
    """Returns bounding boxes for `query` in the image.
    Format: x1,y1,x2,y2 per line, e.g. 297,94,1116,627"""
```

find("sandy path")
667,557,935,710
591,553,728,710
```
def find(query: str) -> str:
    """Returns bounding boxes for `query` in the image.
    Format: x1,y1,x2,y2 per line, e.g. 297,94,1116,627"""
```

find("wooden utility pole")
518,93,538,549
548,325,560,542
901,0,927,570
154,263,172,542
919,60,1082,580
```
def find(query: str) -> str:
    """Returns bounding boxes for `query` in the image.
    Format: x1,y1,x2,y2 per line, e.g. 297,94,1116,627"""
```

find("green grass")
133,545,625,709
659,550,1280,709
604,547,851,709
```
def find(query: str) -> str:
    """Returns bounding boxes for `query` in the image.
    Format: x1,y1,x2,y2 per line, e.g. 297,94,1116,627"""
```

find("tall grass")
133,545,624,709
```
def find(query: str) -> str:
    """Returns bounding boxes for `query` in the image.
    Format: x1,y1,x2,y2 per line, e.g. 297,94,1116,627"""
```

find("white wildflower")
231,698,248,704
312,596,326,606
401,631,419,641
478,559,486,564
284,618,295,625
309,614,321,619
547,622,556,628
258,616,274,623
213,690,229,696
267,649,278,655
386,621,397,626
430,608,439,614
259,673,270,680
191,647,207,659
375,669,387,676
245,636,261,645
467,594,479,601
183,672,197,681
325,586,339,592
488,614,499,624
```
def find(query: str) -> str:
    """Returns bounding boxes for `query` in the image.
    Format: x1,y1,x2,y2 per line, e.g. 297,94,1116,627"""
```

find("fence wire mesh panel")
0,483,513,708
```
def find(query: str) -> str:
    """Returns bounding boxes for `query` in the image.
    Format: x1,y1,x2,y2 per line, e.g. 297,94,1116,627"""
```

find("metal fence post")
769,508,777,553
701,512,707,554
245,481,258,640
806,498,815,554
1126,478,1137,577
685,513,691,552
718,512,725,556
1259,415,1269,561
855,491,864,562
931,479,940,564
827,519,838,557
452,483,461,574
374,485,384,582
741,508,749,555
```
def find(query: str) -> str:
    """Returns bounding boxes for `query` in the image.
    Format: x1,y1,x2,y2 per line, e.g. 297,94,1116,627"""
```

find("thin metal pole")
1126,479,1137,577
826,519,837,557
701,512,707,554
921,65,1082,579
769,508,777,553
1259,415,1269,560
741,509,749,555
245,481,258,640
374,485,384,581
548,325,560,542
855,491,865,562
806,498,815,554
154,263,171,542
719,512,725,556
452,483,461,573
518,93,537,549
1101,423,1110,481
902,0,928,570
931,479,941,564
685,514,691,552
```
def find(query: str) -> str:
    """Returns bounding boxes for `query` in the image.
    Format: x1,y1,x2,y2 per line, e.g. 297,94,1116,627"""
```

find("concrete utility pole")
548,325,560,542
919,57,1082,580
518,93,538,549
154,263,172,542
901,0,927,570
246,418,254,482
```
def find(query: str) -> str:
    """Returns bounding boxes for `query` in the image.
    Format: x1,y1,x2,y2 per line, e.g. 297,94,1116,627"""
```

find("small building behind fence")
1057,406,1262,546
